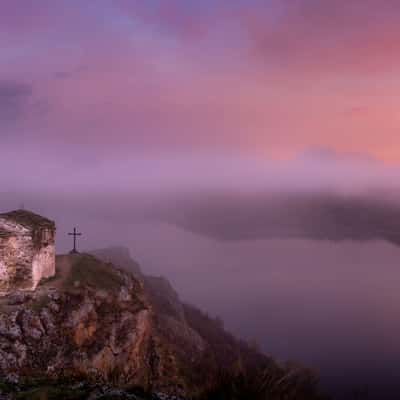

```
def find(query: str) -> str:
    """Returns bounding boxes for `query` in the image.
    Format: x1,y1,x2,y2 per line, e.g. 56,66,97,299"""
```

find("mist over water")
125,224,400,399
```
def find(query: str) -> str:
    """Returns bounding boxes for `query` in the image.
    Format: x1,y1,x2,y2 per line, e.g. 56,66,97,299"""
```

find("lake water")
124,223,400,399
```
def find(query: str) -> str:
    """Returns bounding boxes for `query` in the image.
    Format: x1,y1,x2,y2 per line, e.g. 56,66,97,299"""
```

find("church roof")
0,210,55,230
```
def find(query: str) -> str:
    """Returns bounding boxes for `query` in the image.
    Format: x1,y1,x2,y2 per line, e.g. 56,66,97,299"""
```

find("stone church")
0,210,56,295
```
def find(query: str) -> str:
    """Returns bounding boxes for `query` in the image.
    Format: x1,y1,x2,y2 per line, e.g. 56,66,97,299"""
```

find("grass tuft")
63,254,123,293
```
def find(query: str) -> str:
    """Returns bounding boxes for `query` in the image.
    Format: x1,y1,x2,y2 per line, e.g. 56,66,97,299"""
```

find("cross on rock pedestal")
68,227,82,254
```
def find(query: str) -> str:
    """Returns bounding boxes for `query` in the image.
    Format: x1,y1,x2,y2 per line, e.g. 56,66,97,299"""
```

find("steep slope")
0,251,325,399
93,248,326,399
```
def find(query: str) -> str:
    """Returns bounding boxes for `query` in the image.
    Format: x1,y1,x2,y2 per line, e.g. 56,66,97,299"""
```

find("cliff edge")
0,251,325,399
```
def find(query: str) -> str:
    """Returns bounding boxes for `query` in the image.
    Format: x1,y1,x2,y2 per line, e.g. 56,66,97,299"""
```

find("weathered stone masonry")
0,210,56,295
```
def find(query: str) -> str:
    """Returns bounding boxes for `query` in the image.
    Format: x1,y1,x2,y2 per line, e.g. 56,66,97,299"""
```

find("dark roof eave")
0,210,56,230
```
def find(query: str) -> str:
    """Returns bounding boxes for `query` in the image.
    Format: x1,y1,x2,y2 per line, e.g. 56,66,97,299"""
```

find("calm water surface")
126,224,400,399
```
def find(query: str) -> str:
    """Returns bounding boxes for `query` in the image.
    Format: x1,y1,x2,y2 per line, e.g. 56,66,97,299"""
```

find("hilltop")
0,250,325,399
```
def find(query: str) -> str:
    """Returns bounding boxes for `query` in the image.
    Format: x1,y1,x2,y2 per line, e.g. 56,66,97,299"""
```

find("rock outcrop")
0,251,325,399
0,210,56,295
0,254,165,392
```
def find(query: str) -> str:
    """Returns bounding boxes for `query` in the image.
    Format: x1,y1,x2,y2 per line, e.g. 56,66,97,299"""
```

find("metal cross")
68,227,82,254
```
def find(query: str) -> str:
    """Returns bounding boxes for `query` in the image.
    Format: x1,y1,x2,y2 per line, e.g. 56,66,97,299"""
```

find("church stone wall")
0,236,14,290
0,219,30,236
32,236,55,289
0,217,55,295
0,234,34,294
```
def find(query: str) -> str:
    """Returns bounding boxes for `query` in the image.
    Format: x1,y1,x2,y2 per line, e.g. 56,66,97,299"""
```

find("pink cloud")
243,0,400,75
2,1,400,163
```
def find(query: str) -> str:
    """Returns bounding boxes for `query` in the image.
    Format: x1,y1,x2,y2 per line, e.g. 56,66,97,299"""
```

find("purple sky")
2,0,400,226
3,1,400,159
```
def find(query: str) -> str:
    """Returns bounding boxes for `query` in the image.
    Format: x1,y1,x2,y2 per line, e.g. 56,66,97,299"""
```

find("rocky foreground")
0,250,327,399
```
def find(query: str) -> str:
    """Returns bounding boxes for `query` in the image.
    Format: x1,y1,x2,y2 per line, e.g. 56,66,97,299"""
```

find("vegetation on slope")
0,249,328,399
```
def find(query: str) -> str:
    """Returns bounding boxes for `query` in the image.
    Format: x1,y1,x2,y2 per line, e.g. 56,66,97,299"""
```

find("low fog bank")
3,146,400,197
2,148,400,251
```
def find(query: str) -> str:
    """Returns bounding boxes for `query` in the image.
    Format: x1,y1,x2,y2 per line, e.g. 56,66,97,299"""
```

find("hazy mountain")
163,191,400,246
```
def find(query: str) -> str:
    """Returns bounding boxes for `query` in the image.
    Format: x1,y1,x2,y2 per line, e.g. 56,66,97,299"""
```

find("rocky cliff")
0,250,325,399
